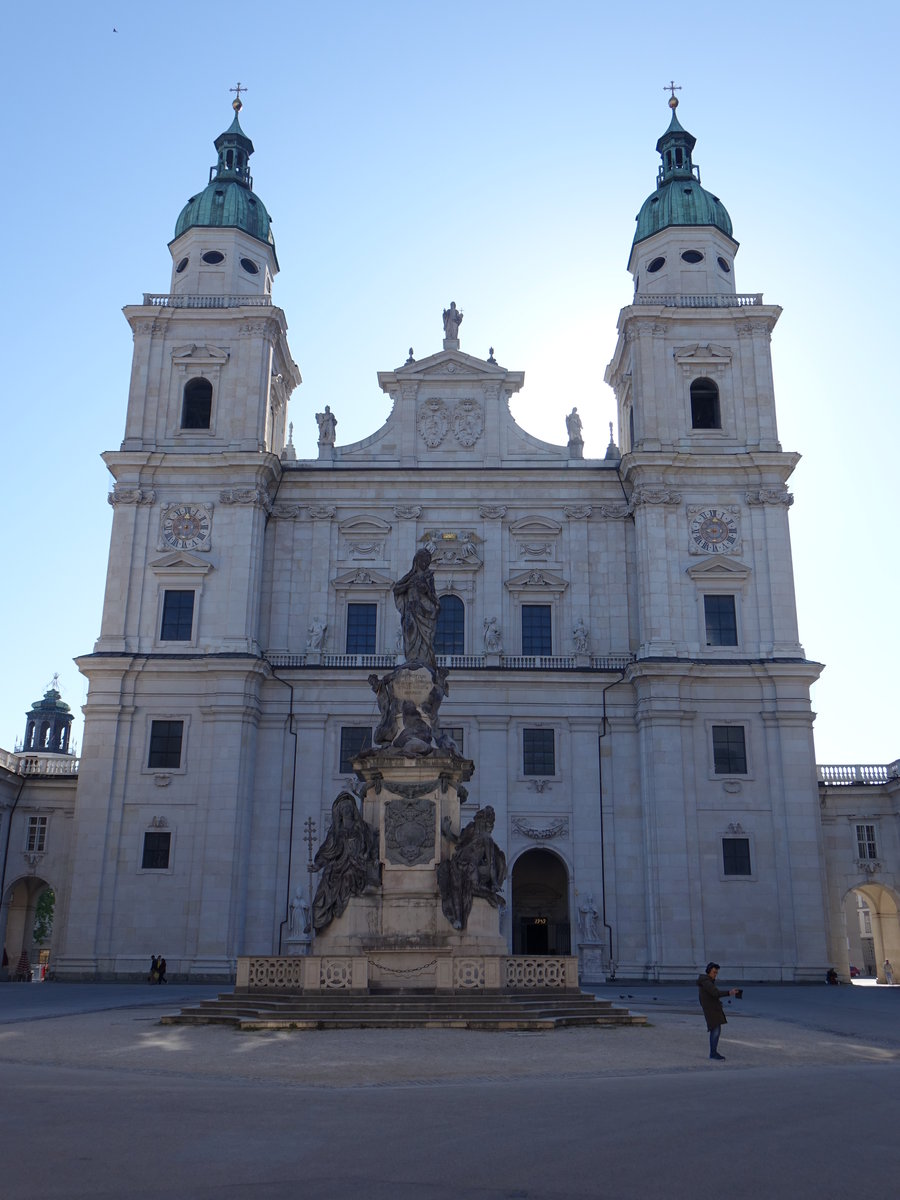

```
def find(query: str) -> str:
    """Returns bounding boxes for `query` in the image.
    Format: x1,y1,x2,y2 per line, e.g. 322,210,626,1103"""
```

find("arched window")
435,594,464,656
25,720,35,750
690,377,721,430
181,378,213,429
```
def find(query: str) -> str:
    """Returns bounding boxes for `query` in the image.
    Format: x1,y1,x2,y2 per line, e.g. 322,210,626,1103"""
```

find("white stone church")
2,97,898,984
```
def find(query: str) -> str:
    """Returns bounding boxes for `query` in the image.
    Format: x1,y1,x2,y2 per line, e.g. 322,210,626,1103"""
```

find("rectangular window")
722,838,752,876
712,725,747,775
523,728,555,776
704,595,737,646
148,720,184,769
340,726,373,773
522,605,552,655
141,831,172,870
856,824,878,859
26,816,48,853
346,603,377,654
160,590,195,641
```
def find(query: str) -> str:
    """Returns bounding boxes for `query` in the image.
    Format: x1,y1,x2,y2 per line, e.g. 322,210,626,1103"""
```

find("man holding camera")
698,962,741,1060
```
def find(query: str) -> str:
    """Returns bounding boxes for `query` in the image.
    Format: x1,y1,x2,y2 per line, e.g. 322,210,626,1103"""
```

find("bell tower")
604,94,828,981
56,96,301,981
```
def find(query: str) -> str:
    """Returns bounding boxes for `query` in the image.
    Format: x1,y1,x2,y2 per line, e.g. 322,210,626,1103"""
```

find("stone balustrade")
237,954,579,992
633,293,763,308
0,749,80,776
142,293,273,309
265,652,635,671
817,762,900,786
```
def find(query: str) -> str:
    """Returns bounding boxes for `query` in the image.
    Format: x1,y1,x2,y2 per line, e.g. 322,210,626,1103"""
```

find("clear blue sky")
2,1,897,763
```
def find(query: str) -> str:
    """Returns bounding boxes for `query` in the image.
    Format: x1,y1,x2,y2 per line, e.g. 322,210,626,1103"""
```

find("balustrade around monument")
0,748,80,777
237,954,579,992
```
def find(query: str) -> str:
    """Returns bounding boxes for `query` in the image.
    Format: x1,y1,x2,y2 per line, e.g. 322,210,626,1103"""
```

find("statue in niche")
393,548,439,670
306,618,327,651
442,301,463,341
483,616,502,654
577,893,602,943
289,886,311,935
316,405,337,445
437,806,507,931
566,407,583,443
310,792,381,933
572,618,590,655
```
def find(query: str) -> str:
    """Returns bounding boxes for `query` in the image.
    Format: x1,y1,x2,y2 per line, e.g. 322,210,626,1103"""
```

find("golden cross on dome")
230,82,248,110
664,80,681,108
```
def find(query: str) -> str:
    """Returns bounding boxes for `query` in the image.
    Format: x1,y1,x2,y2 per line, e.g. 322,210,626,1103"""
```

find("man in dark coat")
698,962,739,1060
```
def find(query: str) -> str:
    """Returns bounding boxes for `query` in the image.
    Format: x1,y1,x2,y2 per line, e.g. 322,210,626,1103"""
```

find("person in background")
698,961,740,1060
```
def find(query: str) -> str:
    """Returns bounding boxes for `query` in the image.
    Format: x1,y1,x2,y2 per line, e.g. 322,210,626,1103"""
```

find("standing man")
698,962,740,1060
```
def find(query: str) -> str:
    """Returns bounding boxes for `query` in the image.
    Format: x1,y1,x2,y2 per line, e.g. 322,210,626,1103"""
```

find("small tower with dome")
22,675,74,755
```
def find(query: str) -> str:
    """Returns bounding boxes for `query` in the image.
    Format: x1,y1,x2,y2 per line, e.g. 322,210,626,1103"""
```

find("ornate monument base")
308,747,507,990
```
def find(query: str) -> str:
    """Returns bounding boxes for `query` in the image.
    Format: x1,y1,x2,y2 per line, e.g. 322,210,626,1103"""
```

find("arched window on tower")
181,378,213,429
435,595,464,657
690,377,721,430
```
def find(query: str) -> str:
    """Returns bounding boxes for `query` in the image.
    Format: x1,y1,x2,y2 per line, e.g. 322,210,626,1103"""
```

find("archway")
841,883,900,983
510,848,570,955
1,875,54,982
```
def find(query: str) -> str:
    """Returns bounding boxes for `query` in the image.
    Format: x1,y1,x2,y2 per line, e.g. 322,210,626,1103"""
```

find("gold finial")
230,81,248,112
664,80,681,109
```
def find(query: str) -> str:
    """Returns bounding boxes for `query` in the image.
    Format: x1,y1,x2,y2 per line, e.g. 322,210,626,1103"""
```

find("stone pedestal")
311,749,507,989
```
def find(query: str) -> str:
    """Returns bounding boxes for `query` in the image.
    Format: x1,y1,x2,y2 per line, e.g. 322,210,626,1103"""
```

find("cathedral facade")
40,97,835,981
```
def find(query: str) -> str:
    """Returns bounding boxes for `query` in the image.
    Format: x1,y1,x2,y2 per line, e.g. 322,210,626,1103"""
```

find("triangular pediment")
377,349,524,396
331,568,394,589
674,343,732,366
505,569,569,592
686,557,751,582
149,551,212,574
172,344,230,366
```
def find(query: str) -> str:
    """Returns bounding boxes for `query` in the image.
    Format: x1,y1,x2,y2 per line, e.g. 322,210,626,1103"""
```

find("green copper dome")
633,103,733,248
173,101,274,248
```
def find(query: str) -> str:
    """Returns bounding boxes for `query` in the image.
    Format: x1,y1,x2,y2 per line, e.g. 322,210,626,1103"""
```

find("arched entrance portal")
1,876,54,981
510,848,570,955
841,883,900,983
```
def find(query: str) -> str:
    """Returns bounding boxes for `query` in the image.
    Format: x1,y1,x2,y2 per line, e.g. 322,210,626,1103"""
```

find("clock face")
690,508,738,554
162,504,210,551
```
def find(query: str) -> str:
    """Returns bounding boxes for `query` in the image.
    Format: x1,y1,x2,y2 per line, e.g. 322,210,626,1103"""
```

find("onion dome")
633,98,733,249
173,97,274,248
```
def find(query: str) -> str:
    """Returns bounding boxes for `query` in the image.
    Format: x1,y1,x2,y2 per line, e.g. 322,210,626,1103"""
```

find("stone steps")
161,989,647,1030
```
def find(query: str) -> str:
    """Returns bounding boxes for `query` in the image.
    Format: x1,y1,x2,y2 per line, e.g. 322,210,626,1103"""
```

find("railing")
265,652,635,672
142,294,273,309
0,749,80,777
817,762,900,786
633,293,763,308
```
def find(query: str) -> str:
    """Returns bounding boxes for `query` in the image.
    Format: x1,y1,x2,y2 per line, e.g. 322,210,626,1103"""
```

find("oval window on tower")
647,256,666,273
681,250,704,263
201,250,224,265
717,256,731,273
240,258,259,275
175,257,189,273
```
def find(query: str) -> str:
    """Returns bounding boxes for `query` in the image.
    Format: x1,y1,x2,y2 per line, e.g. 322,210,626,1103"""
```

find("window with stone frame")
181,377,213,429
160,590,195,641
26,815,48,853
690,377,721,429
340,726,372,773
147,720,184,769
704,594,738,646
141,831,172,870
856,824,878,860
435,595,465,656
346,603,377,654
712,725,747,774
722,837,752,876
521,604,552,655
523,727,555,775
